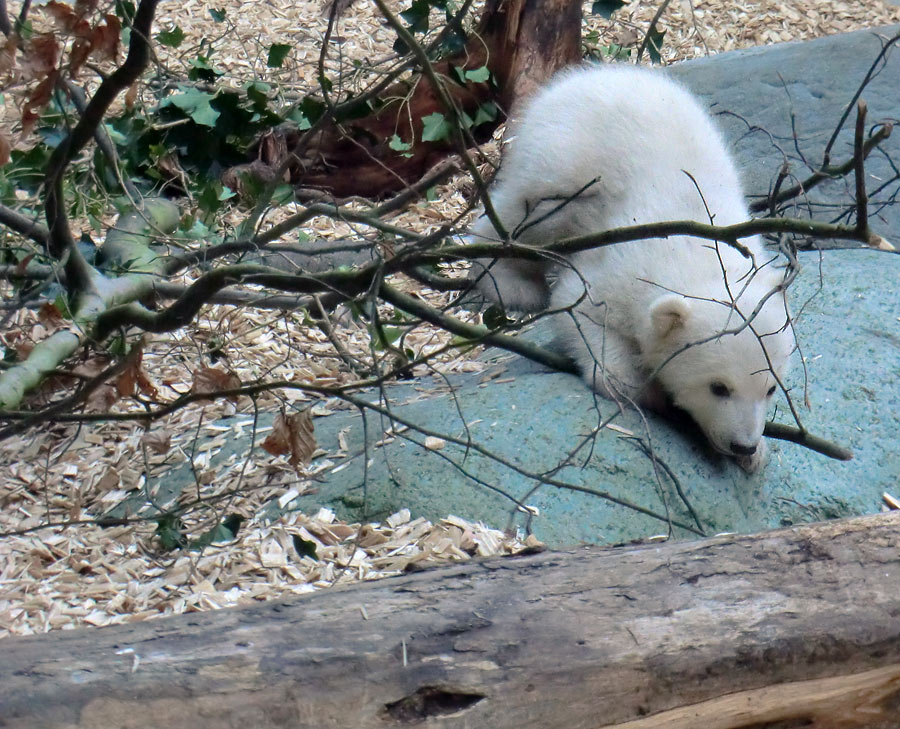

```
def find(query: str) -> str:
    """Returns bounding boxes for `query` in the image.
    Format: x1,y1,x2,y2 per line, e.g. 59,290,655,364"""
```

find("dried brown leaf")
90,15,121,63
37,301,65,328
22,35,60,78
262,410,316,471
69,37,93,76
141,429,172,455
22,71,58,137
74,0,99,18
0,132,12,167
85,383,119,413
867,233,896,252
191,366,242,401
44,1,78,31
124,80,140,110
0,35,18,75
114,341,157,399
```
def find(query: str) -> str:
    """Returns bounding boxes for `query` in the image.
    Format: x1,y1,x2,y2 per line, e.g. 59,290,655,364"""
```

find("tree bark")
3,512,900,729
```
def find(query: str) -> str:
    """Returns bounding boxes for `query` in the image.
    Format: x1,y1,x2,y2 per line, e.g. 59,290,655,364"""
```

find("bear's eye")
709,382,731,398
767,384,777,397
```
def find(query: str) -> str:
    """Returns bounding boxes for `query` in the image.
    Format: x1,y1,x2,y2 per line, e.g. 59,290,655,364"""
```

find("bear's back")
499,65,749,234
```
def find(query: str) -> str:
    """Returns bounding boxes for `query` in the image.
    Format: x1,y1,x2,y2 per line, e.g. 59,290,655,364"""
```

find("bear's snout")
730,441,758,456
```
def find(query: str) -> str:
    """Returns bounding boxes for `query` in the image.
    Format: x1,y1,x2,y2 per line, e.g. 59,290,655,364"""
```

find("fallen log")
2,512,899,729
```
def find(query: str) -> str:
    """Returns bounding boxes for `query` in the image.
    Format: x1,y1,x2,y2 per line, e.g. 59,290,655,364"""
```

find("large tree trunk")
283,0,582,199
3,513,900,728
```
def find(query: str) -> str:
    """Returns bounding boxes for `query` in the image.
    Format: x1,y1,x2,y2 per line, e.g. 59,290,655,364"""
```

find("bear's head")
642,289,794,468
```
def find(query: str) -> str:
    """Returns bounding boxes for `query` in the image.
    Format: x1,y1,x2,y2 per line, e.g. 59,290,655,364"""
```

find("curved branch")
763,421,853,461
749,122,893,214
44,0,160,260
0,203,49,246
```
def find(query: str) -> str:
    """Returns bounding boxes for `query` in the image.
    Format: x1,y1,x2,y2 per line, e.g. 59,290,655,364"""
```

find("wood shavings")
0,506,535,638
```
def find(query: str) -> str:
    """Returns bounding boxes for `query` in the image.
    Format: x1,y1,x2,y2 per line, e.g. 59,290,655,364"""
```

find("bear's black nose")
730,442,757,456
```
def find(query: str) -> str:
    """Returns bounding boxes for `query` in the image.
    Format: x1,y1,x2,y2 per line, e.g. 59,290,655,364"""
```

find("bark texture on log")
2,513,900,729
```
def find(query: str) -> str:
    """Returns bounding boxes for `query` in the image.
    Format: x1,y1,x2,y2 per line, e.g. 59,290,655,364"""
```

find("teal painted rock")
277,248,898,546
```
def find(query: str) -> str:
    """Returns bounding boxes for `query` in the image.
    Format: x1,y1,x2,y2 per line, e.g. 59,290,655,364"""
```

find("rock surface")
149,27,900,547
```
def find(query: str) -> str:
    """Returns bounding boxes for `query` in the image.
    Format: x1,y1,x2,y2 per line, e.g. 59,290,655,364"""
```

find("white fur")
469,65,794,470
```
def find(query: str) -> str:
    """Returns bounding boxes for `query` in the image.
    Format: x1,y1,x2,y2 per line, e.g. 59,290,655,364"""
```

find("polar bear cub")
469,65,794,470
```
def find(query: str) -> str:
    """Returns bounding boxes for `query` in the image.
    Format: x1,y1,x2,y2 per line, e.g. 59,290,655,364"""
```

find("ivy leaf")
591,0,627,18
464,65,490,83
483,305,512,330
472,101,498,127
156,26,185,48
155,514,186,551
267,43,291,68
421,112,450,143
646,27,666,63
188,55,223,83
190,514,243,550
371,325,403,350
161,87,220,127
400,0,430,34
292,534,318,560
389,134,413,157
209,8,226,22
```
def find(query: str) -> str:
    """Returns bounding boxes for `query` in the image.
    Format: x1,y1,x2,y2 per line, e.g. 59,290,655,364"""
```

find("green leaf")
372,325,403,350
190,514,243,550
287,108,312,130
155,514,187,551
591,0,627,18
197,181,227,215
421,112,450,143
157,26,185,48
400,0,430,34
464,65,490,83
188,55,223,83
115,0,136,23
439,19,467,56
483,305,512,330
103,123,129,146
472,101,498,127
267,43,291,68
646,28,666,64
602,43,631,61
389,134,413,157
273,183,294,205
292,534,318,560
161,87,220,127
209,8,226,22
245,81,272,108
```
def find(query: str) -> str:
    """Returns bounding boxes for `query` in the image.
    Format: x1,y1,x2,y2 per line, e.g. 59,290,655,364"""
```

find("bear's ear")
650,295,691,339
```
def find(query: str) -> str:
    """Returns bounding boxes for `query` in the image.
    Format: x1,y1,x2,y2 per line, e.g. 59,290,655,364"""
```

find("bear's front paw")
735,439,767,473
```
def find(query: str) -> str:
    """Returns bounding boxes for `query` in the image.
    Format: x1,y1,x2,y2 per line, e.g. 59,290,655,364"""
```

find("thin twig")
636,0,672,63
